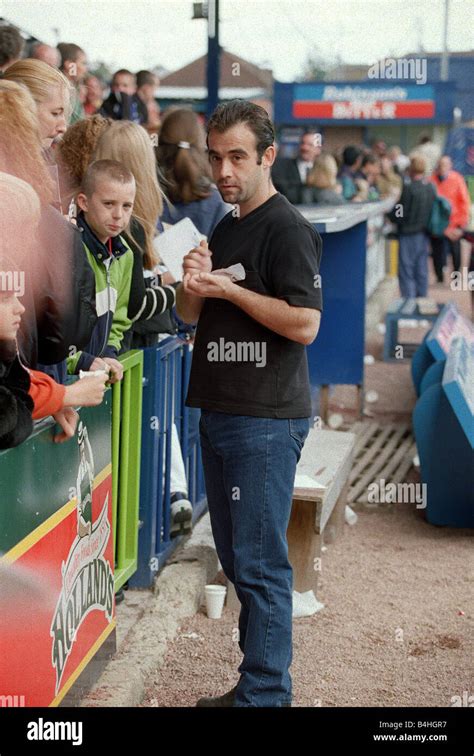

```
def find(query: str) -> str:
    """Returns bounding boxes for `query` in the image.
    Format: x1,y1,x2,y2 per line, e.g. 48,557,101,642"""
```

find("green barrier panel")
112,350,143,591
0,396,112,554
466,175,474,204
0,396,115,706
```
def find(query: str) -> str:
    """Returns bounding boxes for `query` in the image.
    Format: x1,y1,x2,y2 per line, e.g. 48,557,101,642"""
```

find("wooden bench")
287,428,356,595
225,427,356,610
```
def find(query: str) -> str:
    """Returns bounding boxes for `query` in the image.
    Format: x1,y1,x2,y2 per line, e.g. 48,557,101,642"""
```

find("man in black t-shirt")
176,100,322,708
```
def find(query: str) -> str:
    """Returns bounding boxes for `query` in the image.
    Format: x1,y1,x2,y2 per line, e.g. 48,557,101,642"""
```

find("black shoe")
196,686,292,707
196,685,237,707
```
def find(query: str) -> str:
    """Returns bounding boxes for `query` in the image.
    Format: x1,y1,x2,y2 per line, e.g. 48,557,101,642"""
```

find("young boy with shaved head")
67,159,136,381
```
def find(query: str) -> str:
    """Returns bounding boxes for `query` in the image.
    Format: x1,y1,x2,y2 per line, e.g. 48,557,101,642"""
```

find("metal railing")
129,337,207,588
112,350,143,591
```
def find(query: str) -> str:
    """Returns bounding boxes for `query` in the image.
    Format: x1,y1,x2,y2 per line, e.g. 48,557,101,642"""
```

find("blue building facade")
273,53,474,156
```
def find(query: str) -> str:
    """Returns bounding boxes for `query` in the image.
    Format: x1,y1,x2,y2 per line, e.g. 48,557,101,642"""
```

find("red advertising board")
0,420,115,707
294,100,435,120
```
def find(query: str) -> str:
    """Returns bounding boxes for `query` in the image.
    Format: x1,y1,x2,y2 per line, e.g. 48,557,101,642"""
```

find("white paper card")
212,263,246,281
153,217,205,281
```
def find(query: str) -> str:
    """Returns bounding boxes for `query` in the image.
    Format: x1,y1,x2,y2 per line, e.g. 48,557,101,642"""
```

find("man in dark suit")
272,131,321,204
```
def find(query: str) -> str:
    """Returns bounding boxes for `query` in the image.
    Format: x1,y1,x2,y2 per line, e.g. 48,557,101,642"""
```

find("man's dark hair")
362,154,380,168
112,69,135,84
0,25,24,68
207,99,275,164
342,145,362,167
57,42,85,68
136,70,155,88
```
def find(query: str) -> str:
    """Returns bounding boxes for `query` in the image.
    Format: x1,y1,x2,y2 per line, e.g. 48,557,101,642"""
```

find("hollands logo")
50,422,114,694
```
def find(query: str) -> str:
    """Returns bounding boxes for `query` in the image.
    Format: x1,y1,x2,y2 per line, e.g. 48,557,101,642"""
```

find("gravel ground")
143,502,473,707
142,262,473,708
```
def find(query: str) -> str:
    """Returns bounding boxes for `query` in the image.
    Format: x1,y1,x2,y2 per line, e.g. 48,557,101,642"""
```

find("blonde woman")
0,81,96,374
377,155,403,199
0,79,54,205
0,173,107,448
3,59,72,211
2,59,71,151
306,154,347,206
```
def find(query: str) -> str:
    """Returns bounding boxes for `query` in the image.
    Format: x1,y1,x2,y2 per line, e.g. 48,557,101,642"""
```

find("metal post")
206,0,220,117
440,0,450,81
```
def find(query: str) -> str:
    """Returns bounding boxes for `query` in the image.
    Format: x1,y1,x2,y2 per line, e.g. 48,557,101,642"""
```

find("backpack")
427,194,451,237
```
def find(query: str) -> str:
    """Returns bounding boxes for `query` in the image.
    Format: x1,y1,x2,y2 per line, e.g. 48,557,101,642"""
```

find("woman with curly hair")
56,113,112,208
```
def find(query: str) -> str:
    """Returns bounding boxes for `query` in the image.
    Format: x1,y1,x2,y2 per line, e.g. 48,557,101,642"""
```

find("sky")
1,0,473,81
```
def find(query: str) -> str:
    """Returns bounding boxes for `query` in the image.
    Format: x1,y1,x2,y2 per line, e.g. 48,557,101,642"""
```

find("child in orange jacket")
0,285,108,448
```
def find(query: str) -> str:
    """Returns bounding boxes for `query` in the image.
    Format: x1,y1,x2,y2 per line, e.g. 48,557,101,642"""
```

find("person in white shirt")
410,134,441,178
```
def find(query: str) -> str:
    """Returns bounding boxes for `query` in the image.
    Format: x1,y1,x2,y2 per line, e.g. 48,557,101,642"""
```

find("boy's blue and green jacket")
67,214,134,374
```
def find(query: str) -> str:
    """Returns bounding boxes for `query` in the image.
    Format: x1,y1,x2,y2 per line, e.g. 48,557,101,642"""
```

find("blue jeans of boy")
199,410,310,707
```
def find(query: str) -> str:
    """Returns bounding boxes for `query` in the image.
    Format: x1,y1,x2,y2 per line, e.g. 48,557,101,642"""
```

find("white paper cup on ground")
204,585,227,619
366,390,379,403
328,413,344,429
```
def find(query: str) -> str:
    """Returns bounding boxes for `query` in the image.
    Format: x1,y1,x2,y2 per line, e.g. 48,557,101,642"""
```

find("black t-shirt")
185,192,323,418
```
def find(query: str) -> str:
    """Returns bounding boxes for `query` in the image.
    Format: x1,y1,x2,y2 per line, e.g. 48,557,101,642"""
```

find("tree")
89,60,113,83
299,54,328,82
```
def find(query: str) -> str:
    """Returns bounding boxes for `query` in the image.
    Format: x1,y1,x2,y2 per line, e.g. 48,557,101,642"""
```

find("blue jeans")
199,410,310,707
398,232,429,298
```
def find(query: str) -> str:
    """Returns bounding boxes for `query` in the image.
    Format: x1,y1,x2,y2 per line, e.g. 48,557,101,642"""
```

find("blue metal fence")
129,337,207,588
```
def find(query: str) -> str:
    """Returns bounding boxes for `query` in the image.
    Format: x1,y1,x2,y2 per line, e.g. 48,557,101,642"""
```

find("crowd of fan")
0,25,233,534
0,25,471,476
273,129,471,301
